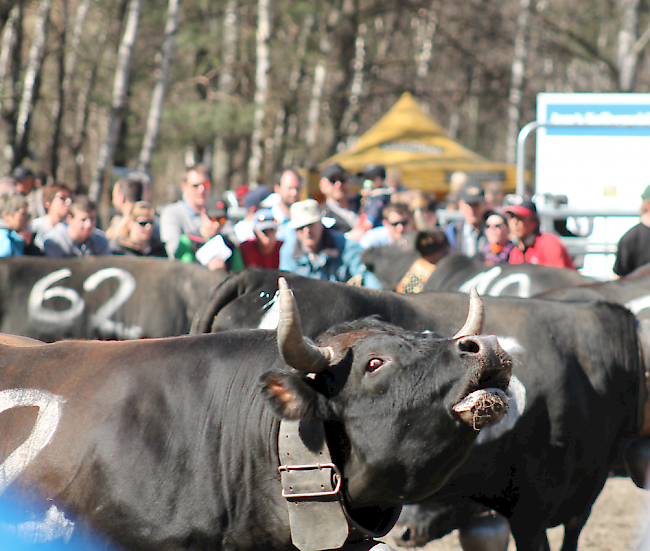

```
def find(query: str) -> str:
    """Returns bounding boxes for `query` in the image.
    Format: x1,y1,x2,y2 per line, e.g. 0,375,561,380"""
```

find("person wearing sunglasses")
319,163,360,234
160,164,212,258
109,201,166,257
505,197,575,269
174,195,244,272
359,202,413,249
279,199,382,289
29,181,73,252
481,210,515,265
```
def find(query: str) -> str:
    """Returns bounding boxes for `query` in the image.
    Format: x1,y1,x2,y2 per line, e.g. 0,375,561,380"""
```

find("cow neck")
278,419,401,551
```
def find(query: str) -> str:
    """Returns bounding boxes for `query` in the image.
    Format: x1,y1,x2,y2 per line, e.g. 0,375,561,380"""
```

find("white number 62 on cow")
28,268,142,339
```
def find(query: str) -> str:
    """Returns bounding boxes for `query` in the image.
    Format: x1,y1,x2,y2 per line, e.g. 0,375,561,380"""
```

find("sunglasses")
331,178,347,185
208,216,227,224
189,181,211,189
54,194,72,204
136,220,153,227
387,219,409,227
486,223,505,229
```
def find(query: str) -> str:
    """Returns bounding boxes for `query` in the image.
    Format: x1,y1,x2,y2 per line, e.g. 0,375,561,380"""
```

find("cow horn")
277,277,333,373
453,288,484,338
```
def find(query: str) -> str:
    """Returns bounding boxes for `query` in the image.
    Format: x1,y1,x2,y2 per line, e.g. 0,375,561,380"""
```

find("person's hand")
206,256,226,271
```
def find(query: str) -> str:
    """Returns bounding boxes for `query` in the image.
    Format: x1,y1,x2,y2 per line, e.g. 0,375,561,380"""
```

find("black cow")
191,269,650,550
361,235,594,297
0,256,227,341
0,278,512,550
536,262,650,319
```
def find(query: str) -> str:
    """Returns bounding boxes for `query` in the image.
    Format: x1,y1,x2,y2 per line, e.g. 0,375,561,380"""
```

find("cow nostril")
458,338,480,354
397,525,411,542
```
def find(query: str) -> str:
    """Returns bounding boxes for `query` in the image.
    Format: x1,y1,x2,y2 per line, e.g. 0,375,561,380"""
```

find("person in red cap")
505,197,575,269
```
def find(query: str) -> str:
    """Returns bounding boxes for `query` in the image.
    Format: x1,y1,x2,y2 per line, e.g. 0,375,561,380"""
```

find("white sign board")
536,93,650,279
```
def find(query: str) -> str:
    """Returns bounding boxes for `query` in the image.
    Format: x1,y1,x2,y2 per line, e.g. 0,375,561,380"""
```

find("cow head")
261,278,512,507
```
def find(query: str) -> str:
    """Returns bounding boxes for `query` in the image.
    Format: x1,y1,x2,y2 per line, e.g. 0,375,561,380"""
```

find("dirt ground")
382,476,650,551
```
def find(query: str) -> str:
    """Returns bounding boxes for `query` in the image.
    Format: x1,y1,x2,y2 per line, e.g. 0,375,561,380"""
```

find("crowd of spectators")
0,161,590,289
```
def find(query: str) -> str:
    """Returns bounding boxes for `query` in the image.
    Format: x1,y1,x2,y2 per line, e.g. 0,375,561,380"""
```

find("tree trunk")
247,0,271,187
414,5,438,97
89,0,142,203
0,3,18,113
137,0,180,173
337,22,367,149
1,2,21,171
616,0,650,92
213,0,238,192
505,0,532,165
14,0,51,167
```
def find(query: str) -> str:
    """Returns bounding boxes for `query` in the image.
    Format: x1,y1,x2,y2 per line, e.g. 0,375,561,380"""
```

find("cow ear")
260,370,331,421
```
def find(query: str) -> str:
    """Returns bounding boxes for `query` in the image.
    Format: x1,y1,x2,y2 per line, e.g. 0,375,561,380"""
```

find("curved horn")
453,288,484,339
277,277,333,373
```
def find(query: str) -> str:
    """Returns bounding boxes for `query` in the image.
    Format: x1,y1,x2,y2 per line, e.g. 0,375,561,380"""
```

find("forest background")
0,0,649,210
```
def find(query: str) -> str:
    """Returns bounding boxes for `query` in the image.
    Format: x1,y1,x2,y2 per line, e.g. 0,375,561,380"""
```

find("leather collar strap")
279,419,401,551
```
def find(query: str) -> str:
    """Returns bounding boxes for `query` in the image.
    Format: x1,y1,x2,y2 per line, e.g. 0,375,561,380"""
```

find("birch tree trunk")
616,0,650,92
89,0,142,203
213,0,238,191
414,5,438,98
337,22,367,149
14,0,51,167
0,4,19,114
247,0,271,187
1,3,21,171
305,5,341,164
277,14,314,170
505,0,532,165
137,0,180,173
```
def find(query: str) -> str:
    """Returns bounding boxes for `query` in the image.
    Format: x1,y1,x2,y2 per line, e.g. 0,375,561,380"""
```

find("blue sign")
543,104,650,136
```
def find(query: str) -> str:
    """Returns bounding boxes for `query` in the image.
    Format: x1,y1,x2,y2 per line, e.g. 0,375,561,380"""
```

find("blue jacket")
279,227,382,289
0,226,25,257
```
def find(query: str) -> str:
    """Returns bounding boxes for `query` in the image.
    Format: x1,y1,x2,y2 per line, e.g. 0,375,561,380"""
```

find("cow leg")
558,514,589,551
509,523,551,551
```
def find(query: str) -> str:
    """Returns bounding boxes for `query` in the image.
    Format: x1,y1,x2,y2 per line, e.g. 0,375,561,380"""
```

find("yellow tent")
318,92,517,197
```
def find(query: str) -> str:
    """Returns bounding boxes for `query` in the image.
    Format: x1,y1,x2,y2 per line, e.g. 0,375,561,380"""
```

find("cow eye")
366,358,384,373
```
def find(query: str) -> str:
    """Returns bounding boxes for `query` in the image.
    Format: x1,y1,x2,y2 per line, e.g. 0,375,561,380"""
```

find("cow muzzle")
450,294,513,431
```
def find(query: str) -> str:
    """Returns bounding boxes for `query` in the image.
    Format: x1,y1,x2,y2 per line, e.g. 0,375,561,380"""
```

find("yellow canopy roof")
320,92,516,196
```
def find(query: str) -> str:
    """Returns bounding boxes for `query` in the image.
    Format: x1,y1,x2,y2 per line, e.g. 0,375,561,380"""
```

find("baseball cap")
459,183,485,204
253,209,278,232
504,197,537,218
206,195,228,219
288,199,323,229
321,164,347,182
363,164,386,180
244,186,272,209
12,165,34,180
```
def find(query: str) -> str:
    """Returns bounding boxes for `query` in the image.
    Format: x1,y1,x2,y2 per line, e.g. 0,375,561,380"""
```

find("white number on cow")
459,267,532,298
0,389,75,543
84,268,142,339
0,389,65,494
28,268,142,339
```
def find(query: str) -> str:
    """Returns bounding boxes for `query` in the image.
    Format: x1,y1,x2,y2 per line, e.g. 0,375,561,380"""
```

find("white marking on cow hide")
625,295,650,316
28,269,85,327
15,504,74,543
84,268,142,339
459,267,502,295
0,390,75,542
496,336,525,356
475,375,526,445
0,389,65,494
488,273,531,298
259,290,280,330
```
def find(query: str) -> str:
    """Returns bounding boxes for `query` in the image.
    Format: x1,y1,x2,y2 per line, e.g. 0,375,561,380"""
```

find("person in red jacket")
505,197,576,270
239,209,282,269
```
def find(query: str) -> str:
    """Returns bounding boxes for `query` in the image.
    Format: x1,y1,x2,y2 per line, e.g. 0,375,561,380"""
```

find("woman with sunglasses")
109,201,166,257
481,210,515,265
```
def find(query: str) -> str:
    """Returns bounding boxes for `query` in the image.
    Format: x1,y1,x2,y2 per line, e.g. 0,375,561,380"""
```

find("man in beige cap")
279,198,382,288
